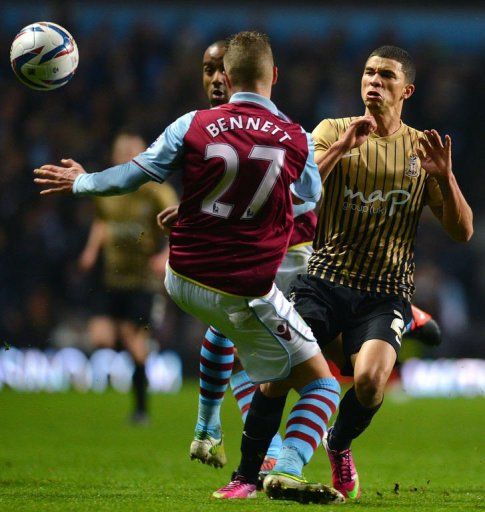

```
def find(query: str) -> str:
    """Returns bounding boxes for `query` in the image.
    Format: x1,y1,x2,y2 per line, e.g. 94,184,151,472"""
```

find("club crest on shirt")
405,154,420,178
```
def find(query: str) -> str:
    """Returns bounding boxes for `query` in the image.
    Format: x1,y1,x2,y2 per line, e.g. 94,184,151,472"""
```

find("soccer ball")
10,22,79,91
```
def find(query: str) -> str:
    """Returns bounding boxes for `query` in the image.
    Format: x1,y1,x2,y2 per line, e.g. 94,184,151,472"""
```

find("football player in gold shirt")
290,45,473,499
78,131,178,423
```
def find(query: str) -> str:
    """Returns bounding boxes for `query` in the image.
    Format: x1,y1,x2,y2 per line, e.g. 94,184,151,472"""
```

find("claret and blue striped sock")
274,377,341,476
195,327,234,439
230,370,257,422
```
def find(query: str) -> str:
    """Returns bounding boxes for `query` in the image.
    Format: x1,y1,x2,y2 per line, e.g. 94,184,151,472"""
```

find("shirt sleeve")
290,131,322,203
73,161,150,196
132,111,197,182
292,200,316,217
312,118,339,153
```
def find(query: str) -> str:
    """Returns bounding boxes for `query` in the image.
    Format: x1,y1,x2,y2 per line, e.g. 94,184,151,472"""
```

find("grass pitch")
0,383,483,511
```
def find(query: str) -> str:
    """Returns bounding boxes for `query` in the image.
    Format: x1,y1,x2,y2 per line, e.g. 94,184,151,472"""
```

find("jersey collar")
229,92,279,116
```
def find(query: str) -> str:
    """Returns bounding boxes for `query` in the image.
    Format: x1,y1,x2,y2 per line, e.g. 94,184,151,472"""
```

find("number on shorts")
201,143,285,219
391,310,405,346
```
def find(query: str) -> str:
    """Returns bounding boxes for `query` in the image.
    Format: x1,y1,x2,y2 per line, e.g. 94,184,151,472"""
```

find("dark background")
1,1,483,373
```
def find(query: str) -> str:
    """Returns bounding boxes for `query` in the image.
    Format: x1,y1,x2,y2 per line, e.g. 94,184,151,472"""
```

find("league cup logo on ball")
10,22,79,91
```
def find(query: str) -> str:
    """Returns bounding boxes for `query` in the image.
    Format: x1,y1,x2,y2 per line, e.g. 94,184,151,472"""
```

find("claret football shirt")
133,93,321,297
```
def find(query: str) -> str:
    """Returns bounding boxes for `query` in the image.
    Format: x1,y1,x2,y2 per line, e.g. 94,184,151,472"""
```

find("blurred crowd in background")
0,3,483,374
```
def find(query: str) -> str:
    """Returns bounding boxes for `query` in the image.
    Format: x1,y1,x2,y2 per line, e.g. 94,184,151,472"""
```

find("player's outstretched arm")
34,158,86,195
34,160,151,197
314,115,377,183
418,130,473,242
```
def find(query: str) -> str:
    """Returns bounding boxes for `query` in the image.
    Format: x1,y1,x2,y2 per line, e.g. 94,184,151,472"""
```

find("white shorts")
165,266,320,384
275,243,313,295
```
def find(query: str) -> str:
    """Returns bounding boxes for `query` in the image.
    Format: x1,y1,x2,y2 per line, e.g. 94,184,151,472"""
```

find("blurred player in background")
34,31,344,504
289,45,473,499
78,131,178,423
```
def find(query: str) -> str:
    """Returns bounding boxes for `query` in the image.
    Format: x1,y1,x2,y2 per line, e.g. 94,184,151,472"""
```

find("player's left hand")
157,205,179,235
34,158,86,195
417,130,452,181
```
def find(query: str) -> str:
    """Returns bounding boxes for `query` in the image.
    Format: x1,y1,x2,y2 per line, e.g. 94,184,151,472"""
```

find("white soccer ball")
10,22,79,91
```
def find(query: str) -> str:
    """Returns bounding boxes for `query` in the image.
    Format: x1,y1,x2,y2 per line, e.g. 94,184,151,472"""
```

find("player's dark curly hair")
368,45,416,84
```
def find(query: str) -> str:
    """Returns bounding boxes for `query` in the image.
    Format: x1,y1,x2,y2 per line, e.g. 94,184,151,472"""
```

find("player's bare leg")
87,316,117,349
352,340,396,407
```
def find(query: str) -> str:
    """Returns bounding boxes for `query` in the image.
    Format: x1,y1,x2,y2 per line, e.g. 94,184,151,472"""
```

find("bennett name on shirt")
206,115,292,143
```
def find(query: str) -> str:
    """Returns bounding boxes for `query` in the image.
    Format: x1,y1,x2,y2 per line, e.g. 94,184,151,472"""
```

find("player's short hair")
224,31,274,88
368,45,416,84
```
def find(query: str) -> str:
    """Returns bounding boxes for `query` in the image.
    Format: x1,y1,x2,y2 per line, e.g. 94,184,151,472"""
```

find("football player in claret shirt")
34,31,344,504
290,45,473,499
158,39,318,483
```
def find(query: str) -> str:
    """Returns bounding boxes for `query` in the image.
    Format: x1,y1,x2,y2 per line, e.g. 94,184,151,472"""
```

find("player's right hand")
157,205,179,235
34,158,86,195
339,115,377,151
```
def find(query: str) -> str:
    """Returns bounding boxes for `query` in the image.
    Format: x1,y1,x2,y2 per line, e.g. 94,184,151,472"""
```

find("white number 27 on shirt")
201,143,285,219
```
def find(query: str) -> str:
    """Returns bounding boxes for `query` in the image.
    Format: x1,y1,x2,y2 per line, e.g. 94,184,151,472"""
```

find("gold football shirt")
311,117,443,300
96,182,178,290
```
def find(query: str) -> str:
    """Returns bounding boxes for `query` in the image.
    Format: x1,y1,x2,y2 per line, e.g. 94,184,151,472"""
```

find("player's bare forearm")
418,130,473,242
314,141,349,183
436,173,473,242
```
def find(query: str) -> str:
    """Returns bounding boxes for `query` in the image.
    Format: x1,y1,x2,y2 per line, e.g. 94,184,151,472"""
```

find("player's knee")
354,370,386,407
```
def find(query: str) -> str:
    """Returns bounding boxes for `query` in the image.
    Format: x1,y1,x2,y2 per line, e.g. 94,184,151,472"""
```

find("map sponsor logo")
343,185,411,216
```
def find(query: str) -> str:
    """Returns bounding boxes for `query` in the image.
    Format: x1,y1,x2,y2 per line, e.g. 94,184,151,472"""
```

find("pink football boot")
323,429,361,500
212,477,257,499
